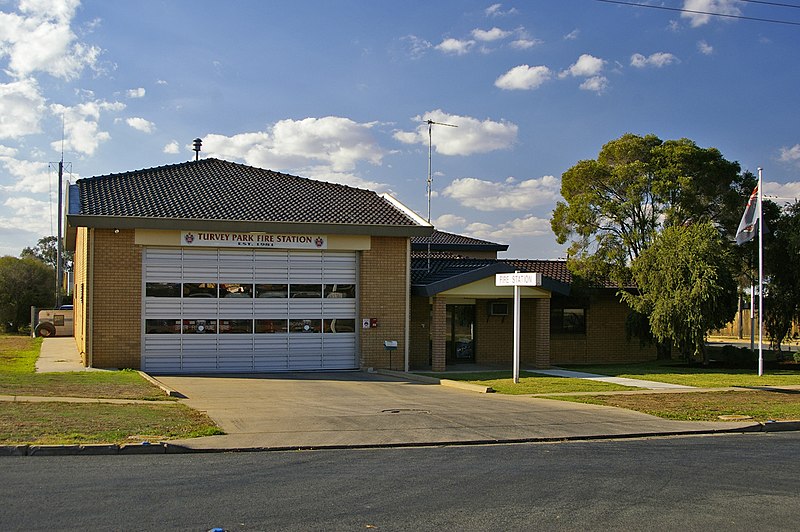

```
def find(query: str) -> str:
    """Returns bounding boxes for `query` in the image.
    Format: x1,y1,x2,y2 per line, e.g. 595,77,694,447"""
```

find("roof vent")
192,138,202,161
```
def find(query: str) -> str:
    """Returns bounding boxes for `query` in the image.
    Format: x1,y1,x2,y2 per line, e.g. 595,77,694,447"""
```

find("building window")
324,318,355,333
183,319,217,334
184,283,217,298
290,284,322,298
145,319,181,334
220,283,253,298
146,282,181,298
289,318,322,333
324,284,355,298
550,308,586,334
219,319,253,333
255,319,288,333
255,284,288,298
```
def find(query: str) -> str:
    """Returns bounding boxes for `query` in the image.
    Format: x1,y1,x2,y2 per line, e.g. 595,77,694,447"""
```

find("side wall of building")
551,290,657,364
73,227,89,365
90,228,142,369
474,299,541,366
359,236,409,370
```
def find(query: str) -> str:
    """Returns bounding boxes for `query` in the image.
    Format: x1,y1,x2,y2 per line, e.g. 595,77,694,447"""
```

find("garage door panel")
143,247,358,373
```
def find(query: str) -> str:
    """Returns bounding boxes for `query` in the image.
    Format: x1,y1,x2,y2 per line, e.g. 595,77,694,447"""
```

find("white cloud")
443,175,560,211
779,144,800,163
435,38,475,55
125,117,155,133
485,3,518,17
49,99,126,155
682,0,742,28
432,214,467,230
564,29,580,41
0,0,101,80
156,79,168,85
393,110,518,156
495,64,552,91
0,196,53,237
0,154,51,193
472,27,512,42
560,54,606,78
509,38,541,50
0,78,46,139
630,52,679,68
580,76,609,92
401,35,432,59
764,180,800,202
163,140,180,154
698,40,714,55
126,87,146,98
466,215,551,241
202,116,386,185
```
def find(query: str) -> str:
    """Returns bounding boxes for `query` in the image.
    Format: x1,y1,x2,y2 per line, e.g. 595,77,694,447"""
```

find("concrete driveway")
155,371,757,451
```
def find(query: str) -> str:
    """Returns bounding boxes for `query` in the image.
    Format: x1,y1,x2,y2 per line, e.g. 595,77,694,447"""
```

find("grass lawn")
419,371,638,394
0,334,223,444
0,401,221,445
552,390,800,422
562,360,800,388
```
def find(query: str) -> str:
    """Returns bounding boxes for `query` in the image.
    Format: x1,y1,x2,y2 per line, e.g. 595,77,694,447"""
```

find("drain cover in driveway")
381,408,430,414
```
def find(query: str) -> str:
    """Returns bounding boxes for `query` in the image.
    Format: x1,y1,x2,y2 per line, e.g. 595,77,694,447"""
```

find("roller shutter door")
142,248,358,373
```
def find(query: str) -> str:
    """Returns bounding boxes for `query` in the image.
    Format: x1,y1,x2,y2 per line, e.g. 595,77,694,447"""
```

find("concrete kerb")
137,371,183,397
375,369,495,393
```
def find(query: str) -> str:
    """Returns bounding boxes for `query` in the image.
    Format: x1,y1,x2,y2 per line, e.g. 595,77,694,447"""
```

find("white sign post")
495,271,542,383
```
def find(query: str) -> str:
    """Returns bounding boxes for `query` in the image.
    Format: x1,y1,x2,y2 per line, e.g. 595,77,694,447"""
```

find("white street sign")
495,272,542,287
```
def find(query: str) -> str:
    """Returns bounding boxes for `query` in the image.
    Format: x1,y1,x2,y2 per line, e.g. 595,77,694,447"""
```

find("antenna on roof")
192,138,202,161
426,119,457,271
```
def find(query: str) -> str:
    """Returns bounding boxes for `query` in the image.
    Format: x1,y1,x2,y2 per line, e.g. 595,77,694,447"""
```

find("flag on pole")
735,185,760,245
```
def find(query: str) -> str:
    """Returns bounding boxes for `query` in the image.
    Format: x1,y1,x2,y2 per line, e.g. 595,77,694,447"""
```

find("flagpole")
757,167,764,377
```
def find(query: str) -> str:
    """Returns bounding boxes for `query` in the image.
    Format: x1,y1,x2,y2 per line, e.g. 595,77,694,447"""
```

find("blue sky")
1,0,799,259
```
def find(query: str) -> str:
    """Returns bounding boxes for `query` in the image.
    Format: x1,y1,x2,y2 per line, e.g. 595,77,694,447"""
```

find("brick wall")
359,236,408,369
409,295,430,368
73,227,89,365
474,298,542,366
90,229,142,369
551,290,657,365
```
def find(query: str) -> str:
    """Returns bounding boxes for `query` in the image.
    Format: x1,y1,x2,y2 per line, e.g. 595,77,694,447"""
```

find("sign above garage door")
181,231,327,250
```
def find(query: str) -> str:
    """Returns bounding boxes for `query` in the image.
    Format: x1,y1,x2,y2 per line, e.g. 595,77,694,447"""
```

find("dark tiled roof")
411,230,508,251
73,158,421,227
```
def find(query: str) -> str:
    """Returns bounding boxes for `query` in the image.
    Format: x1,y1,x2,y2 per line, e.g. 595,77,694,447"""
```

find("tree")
621,223,738,365
551,133,748,286
0,256,56,332
764,201,800,351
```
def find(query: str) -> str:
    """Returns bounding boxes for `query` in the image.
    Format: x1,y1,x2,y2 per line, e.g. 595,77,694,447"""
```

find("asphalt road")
2,432,798,531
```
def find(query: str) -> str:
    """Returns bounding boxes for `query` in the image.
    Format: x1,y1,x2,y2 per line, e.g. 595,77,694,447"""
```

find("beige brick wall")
551,290,657,365
359,236,409,369
89,229,142,369
73,227,89,365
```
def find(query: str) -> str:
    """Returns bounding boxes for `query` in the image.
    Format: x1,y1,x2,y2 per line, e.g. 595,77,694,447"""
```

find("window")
289,319,322,333
183,319,217,334
255,319,288,333
290,284,322,298
220,283,253,298
324,284,355,298
255,284,288,298
324,318,355,333
219,319,253,333
146,282,181,298
183,283,217,298
550,308,586,334
145,319,181,334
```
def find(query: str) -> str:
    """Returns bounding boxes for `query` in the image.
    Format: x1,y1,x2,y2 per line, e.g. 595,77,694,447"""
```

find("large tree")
551,133,749,286
764,201,800,351
621,223,738,365
0,256,56,332
21,235,73,271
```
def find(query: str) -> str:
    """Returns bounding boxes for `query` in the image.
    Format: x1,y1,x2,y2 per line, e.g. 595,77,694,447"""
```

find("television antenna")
425,119,457,271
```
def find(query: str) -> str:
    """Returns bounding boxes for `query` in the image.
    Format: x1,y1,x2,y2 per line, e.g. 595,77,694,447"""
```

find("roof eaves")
411,262,517,297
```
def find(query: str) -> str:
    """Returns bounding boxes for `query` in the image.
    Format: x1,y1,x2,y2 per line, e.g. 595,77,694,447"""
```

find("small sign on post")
495,271,542,383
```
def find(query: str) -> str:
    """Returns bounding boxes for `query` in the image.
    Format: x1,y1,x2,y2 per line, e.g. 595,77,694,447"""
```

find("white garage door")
142,247,358,373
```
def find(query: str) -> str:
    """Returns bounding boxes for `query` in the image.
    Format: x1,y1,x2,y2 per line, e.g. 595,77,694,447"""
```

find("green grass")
0,335,169,400
0,334,224,444
420,371,638,394
552,390,800,422
0,401,223,444
562,360,800,388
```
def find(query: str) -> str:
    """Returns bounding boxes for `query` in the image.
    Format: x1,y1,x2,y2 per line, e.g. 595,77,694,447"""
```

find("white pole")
513,271,521,384
758,167,764,377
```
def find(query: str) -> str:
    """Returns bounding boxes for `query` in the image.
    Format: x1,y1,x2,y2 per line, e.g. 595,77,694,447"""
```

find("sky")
1,0,799,259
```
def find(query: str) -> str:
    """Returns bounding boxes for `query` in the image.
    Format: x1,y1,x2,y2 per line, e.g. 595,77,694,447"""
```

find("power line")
595,0,800,26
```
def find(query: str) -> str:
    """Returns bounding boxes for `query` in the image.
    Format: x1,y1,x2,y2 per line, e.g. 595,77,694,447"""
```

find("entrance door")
446,305,475,363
